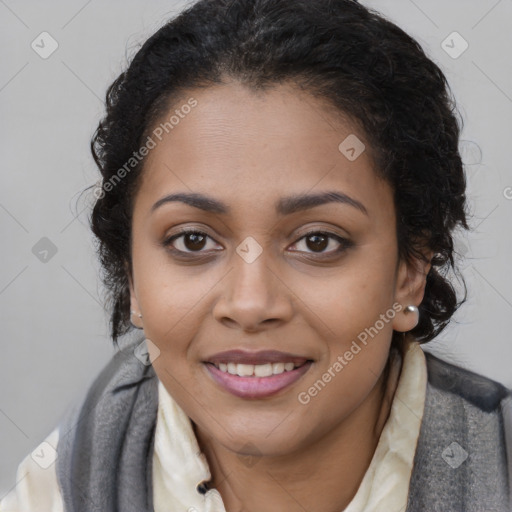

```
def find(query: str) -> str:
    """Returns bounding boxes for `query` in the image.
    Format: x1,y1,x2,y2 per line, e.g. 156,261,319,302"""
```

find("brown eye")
164,230,220,254
182,232,207,251
289,230,351,256
305,233,329,252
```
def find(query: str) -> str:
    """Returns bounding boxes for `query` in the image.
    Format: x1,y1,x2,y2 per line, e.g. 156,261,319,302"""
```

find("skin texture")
128,80,431,512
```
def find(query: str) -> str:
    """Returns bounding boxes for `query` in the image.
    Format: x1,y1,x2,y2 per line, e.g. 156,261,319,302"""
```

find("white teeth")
272,362,285,375
237,364,254,376
254,363,273,377
214,361,303,377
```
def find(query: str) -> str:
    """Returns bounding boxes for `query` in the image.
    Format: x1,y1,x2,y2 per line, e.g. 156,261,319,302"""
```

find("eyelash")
162,228,352,259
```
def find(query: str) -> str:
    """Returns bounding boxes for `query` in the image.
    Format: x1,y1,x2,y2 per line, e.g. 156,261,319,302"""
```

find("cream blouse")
0,341,427,512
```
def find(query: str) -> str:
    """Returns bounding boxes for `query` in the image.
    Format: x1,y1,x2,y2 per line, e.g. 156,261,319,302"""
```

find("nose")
212,252,294,333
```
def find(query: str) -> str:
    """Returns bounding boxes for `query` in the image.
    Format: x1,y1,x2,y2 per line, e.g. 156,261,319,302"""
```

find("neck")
194,349,402,512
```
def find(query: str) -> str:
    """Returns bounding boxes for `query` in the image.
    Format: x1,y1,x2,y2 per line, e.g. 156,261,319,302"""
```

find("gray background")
1,0,511,497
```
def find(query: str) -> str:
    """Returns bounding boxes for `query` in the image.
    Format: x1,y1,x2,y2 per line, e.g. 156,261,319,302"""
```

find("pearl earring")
130,310,142,319
404,305,418,315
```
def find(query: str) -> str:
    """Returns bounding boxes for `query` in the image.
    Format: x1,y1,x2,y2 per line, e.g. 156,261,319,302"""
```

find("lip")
205,349,310,366
204,359,313,399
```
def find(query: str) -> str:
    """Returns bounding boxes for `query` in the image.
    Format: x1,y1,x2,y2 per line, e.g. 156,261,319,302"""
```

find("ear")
392,250,433,333
126,262,143,329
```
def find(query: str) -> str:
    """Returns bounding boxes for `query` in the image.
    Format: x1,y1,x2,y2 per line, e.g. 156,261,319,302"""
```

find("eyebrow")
151,190,368,216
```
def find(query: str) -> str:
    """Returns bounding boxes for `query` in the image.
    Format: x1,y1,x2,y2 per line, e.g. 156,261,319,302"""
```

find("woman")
1,0,510,510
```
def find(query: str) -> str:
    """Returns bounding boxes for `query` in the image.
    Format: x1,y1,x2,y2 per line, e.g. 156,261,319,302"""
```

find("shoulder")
407,349,512,509
423,349,511,412
0,428,63,512
0,341,157,512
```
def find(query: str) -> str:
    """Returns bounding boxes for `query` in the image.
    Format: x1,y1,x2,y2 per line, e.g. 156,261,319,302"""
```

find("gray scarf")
56,341,512,511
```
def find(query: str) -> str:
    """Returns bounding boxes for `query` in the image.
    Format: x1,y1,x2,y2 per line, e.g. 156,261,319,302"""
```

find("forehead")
135,81,393,221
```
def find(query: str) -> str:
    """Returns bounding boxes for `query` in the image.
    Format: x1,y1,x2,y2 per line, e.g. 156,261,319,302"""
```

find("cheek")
301,249,397,343
132,254,227,370
130,244,195,351
132,232,186,302
137,280,199,357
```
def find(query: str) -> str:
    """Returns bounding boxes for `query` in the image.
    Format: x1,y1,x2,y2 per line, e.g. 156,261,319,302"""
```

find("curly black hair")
89,0,469,347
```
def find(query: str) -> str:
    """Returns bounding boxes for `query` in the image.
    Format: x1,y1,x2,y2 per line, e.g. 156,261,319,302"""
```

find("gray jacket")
55,341,512,511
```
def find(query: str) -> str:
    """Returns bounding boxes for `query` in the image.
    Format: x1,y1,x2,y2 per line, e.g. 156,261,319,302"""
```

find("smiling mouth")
203,359,313,399
207,361,307,377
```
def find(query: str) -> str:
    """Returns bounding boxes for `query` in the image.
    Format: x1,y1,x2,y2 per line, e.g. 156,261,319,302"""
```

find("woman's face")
128,81,427,456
